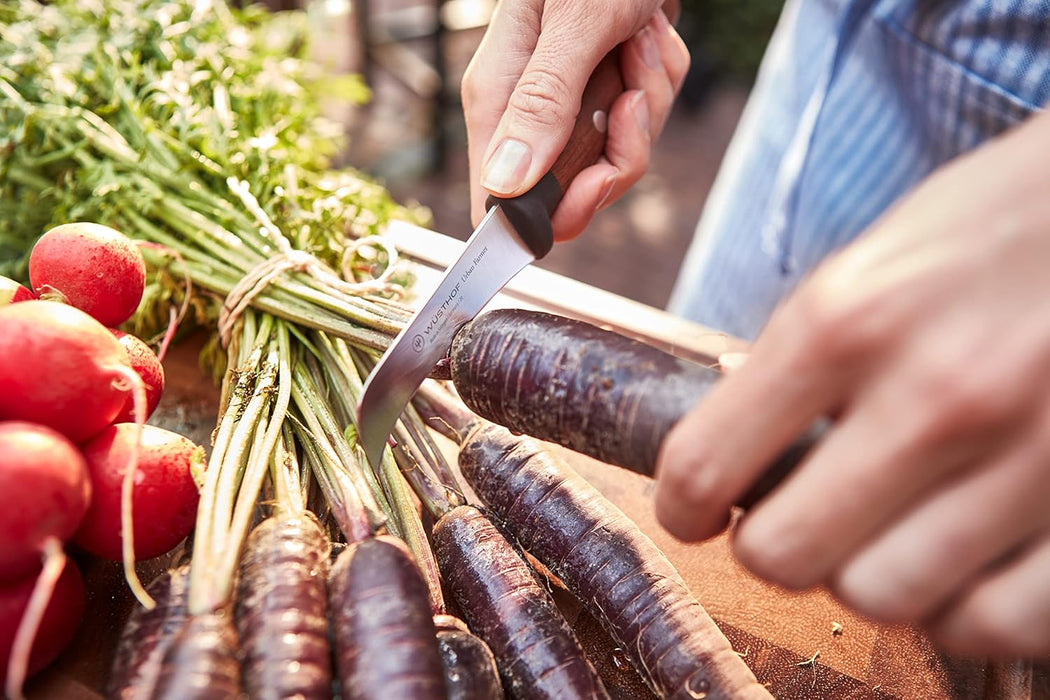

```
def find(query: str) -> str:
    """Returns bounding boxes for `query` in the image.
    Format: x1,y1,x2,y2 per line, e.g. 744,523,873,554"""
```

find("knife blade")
357,47,627,471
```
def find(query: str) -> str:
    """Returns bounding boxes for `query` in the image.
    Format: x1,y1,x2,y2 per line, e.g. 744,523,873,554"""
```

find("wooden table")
28,223,1043,699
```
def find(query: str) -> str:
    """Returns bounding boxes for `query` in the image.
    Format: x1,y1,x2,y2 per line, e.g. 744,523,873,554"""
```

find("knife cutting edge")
356,48,627,471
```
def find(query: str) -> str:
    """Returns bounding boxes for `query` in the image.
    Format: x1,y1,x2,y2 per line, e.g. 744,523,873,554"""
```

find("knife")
356,47,628,471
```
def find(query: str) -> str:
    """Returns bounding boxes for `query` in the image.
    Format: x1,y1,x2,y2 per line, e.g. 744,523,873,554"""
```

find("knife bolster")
486,172,561,259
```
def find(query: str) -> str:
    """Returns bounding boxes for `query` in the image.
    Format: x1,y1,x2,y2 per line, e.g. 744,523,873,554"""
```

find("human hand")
462,0,689,240
654,108,1050,657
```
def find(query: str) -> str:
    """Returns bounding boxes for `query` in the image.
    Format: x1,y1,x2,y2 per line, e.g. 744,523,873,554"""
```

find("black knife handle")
736,418,830,510
485,46,625,259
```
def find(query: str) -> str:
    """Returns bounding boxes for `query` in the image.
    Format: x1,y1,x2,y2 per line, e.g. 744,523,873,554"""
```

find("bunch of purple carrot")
107,308,770,700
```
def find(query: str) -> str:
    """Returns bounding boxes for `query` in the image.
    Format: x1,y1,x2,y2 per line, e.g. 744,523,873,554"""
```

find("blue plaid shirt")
668,0,1050,341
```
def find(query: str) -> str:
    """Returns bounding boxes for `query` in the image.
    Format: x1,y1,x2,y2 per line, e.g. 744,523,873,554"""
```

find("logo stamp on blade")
415,245,491,353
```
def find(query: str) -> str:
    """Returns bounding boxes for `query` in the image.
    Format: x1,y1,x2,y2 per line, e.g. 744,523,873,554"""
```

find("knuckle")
951,593,1022,652
460,61,483,109
666,37,691,89
1028,416,1050,467
507,66,576,127
732,515,810,590
833,560,926,623
910,362,1018,443
623,150,652,182
784,287,869,367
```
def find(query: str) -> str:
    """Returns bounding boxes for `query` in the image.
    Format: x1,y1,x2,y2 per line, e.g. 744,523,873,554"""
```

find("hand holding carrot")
654,107,1050,658
462,0,690,240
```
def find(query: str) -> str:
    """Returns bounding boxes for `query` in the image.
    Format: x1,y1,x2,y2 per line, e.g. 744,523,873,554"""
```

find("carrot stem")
390,434,453,521
376,437,446,614
272,424,306,516
290,417,372,543
308,337,448,609
190,313,280,613
398,399,464,498
220,322,293,580
414,381,476,440
290,364,386,530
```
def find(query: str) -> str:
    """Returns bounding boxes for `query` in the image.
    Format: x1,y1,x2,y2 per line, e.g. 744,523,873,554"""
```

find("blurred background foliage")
677,0,785,104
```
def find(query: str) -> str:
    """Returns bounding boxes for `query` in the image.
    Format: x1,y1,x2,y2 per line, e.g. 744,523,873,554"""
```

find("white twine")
218,178,403,346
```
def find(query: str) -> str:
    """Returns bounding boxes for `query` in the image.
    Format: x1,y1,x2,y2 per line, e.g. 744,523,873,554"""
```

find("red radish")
110,330,165,423
0,277,34,307
0,301,144,444
0,302,151,609
1,550,85,696
74,423,201,563
0,422,91,580
28,222,146,328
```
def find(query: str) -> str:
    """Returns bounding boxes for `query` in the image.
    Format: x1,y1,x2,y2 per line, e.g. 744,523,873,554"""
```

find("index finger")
653,304,846,542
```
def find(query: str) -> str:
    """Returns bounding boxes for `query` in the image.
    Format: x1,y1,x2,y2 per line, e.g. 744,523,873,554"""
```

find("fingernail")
482,139,531,194
653,7,672,32
637,26,662,70
718,352,750,373
631,90,650,138
596,174,617,211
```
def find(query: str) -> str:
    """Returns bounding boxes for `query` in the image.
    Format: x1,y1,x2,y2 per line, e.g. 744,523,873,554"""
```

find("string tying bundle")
219,178,402,346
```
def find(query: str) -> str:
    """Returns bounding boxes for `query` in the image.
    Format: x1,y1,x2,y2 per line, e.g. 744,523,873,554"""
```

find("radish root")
4,538,65,700
111,364,153,609
156,307,179,365
135,241,194,363
32,285,69,306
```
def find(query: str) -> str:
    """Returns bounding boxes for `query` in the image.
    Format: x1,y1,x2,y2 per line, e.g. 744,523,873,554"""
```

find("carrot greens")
0,0,427,378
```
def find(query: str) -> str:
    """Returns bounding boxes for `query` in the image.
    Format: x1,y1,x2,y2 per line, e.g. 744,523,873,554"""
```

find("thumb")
479,28,616,198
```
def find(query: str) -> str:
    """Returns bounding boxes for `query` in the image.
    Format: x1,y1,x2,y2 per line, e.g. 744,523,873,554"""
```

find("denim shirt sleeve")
667,0,1050,342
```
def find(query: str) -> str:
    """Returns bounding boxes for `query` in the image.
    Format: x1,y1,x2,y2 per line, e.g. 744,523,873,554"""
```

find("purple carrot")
328,535,447,699
107,564,190,700
235,512,332,700
151,609,242,699
432,504,611,700
433,614,503,700
448,308,822,506
458,422,772,700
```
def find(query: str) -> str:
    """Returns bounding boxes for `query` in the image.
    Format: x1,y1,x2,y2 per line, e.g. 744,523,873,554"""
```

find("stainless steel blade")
357,205,537,470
